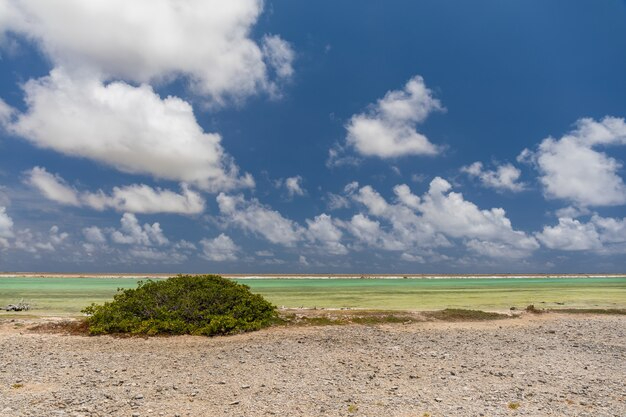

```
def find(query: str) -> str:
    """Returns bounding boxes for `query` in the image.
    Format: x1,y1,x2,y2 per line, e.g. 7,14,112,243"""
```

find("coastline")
2,272,626,279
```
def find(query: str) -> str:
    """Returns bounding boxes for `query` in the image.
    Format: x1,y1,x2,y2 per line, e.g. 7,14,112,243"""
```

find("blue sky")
1,0,626,273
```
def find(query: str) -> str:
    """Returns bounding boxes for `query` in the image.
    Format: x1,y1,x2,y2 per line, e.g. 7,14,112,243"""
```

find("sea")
1,275,625,316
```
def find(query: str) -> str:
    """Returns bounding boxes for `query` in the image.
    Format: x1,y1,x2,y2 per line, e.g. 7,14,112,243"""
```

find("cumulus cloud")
110,213,169,246
536,215,626,253
217,193,303,246
0,207,13,237
305,214,347,255
12,71,253,191
0,97,15,126
419,178,538,252
1,0,293,103
520,117,626,207
0,206,13,248
262,35,295,80
49,225,68,246
216,193,349,254
80,217,195,263
26,167,205,215
326,192,350,210
84,184,205,214
25,166,80,206
346,178,539,259
82,226,107,244
13,225,68,254
200,233,239,261
345,76,443,158
276,175,306,198
393,184,421,210
536,217,602,251
461,162,525,192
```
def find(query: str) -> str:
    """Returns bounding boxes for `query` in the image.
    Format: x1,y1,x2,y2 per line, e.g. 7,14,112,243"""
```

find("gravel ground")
0,313,624,417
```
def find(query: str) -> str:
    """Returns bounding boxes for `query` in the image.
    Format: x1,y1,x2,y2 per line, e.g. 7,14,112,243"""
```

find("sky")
0,0,626,274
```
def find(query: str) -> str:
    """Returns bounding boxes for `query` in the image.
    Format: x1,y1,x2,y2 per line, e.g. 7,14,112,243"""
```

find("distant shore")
1,272,625,279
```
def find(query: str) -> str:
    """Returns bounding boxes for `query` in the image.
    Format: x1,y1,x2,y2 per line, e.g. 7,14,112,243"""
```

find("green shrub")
82,274,276,336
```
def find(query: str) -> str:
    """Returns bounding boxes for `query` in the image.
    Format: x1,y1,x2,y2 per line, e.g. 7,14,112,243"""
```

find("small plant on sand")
508,401,521,410
347,404,358,413
525,305,542,314
11,383,24,389
82,274,276,336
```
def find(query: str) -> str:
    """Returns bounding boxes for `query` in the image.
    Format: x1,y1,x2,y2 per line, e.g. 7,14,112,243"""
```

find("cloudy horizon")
1,0,626,273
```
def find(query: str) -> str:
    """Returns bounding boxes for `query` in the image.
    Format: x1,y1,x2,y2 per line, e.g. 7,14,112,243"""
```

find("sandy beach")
0,312,624,416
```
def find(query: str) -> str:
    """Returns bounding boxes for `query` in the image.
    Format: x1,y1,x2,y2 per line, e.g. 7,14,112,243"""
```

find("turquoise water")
0,276,625,316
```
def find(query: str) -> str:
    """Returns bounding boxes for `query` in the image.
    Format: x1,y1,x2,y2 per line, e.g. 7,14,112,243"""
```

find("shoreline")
2,272,626,279
1,313,624,416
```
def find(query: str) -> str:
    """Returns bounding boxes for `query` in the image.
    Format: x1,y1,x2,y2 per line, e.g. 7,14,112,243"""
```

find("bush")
82,274,276,336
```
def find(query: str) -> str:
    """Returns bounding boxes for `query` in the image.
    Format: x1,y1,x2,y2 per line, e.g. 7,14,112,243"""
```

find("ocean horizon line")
2,272,626,280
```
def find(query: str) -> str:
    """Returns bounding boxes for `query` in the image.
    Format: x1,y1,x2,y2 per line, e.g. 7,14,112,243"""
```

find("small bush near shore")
82,275,276,336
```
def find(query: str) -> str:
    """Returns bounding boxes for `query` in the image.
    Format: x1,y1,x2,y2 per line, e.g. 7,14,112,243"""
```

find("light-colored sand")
0,313,624,416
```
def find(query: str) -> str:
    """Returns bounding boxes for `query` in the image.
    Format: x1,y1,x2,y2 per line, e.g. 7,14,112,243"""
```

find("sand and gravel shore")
0,313,624,417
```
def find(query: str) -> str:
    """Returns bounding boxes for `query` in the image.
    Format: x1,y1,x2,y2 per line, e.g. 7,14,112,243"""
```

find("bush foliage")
82,274,276,336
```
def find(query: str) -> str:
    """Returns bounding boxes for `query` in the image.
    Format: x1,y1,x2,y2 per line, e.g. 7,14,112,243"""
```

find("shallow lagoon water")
0,276,625,316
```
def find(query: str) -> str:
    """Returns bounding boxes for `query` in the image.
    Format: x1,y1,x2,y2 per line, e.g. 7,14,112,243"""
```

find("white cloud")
27,166,206,215
82,226,107,244
326,144,361,168
84,184,205,215
80,219,195,263
0,206,13,248
419,178,538,253
520,117,626,206
536,214,626,252
13,225,68,254
305,214,347,255
347,178,538,259
14,229,53,253
345,76,443,158
11,71,253,191
465,239,532,260
393,184,421,210
217,193,303,246
200,233,239,261
345,213,405,251
0,206,14,239
262,35,295,80
49,225,68,246
2,0,293,103
281,176,306,198
554,206,590,219
350,184,449,251
126,247,188,263
110,213,169,246
25,167,80,206
461,161,525,192
591,215,626,244
326,192,350,210
0,97,15,126
536,217,602,251
298,255,309,266
400,253,424,263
